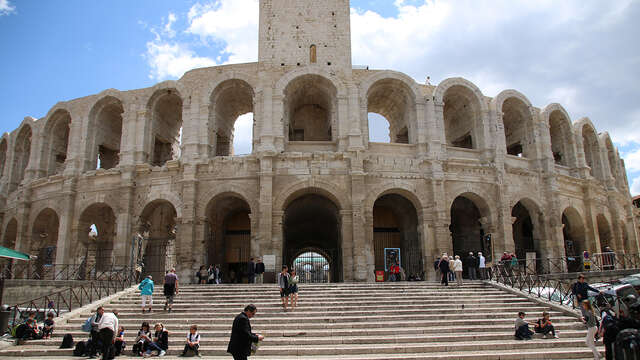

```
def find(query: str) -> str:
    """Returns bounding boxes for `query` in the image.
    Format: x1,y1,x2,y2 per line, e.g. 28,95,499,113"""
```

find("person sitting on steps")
534,311,559,338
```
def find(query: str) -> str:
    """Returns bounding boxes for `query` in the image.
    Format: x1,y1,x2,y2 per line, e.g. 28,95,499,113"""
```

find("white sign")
263,255,276,272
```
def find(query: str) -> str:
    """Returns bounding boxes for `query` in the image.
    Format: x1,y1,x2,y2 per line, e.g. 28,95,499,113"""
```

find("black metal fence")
0,261,134,282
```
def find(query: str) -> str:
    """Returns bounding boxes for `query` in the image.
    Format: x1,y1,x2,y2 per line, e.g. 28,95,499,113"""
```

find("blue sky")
1,0,639,195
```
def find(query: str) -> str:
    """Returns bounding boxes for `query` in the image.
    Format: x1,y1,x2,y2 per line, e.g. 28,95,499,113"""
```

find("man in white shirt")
96,306,119,360
478,252,486,280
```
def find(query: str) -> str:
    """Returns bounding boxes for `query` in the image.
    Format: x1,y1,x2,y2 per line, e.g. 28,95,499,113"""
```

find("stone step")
3,339,600,357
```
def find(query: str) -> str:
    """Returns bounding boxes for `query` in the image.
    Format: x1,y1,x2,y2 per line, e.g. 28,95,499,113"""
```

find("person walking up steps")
139,275,154,314
163,268,178,313
438,254,450,286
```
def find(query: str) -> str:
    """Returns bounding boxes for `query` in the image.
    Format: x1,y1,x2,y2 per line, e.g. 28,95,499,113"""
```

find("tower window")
310,45,317,63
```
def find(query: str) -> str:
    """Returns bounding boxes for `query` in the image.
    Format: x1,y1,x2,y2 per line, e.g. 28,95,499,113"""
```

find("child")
42,312,55,339
114,325,126,356
514,311,534,340
180,324,201,357
534,311,558,338
133,322,152,356
144,323,168,357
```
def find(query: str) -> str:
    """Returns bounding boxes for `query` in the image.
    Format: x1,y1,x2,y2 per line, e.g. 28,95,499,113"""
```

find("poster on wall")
384,248,401,271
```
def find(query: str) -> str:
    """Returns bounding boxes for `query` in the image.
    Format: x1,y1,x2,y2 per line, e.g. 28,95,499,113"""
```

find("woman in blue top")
138,275,154,314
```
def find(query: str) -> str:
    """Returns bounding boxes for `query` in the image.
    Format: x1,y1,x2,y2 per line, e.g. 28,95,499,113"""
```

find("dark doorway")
283,194,342,282
512,201,535,260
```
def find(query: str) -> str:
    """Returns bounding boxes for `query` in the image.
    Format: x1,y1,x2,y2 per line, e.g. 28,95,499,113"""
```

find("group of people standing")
435,252,487,286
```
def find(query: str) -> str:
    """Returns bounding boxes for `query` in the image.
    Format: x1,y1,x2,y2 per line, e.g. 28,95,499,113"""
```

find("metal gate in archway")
287,248,341,283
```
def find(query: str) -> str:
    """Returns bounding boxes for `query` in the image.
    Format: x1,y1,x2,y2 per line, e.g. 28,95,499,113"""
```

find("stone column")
362,210,375,282
55,177,77,264
339,210,354,281
272,210,284,269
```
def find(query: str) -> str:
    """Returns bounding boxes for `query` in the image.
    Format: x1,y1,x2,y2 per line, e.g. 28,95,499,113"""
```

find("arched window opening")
44,110,71,176
582,125,599,177
151,90,183,166
90,97,123,171
367,79,415,144
502,98,532,158
284,75,336,142
310,44,317,64
549,110,572,166
0,139,7,179
206,196,251,283
139,200,177,281
605,139,620,181
210,80,254,157
443,85,480,149
10,125,32,192
368,113,391,143
76,204,116,275
512,201,536,260
562,208,586,272
597,214,613,252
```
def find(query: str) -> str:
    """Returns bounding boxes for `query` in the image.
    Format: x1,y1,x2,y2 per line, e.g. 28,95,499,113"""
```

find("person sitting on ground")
144,323,168,357
113,325,126,357
179,324,201,357
42,312,55,340
514,311,535,340
16,313,42,344
133,322,152,356
534,311,558,338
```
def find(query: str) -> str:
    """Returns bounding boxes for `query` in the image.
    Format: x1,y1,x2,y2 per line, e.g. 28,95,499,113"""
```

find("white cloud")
631,177,640,196
0,0,15,15
164,13,177,38
623,146,640,173
187,0,259,64
146,41,215,80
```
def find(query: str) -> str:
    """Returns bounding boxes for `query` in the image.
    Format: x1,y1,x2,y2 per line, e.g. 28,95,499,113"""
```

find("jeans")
586,326,600,360
146,341,165,354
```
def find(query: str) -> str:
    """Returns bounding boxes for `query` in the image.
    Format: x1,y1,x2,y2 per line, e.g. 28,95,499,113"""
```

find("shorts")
289,285,298,294
141,295,153,307
164,284,176,297
280,288,288,298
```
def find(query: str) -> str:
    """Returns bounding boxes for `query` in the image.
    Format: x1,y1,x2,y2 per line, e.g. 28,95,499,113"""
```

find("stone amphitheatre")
0,0,637,285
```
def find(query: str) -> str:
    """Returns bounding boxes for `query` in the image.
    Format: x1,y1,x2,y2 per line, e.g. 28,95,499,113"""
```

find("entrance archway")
205,195,251,283
562,207,586,272
32,208,59,278
283,194,342,282
596,214,613,251
450,195,488,277
372,194,423,279
138,200,177,281
77,203,117,272
512,201,535,260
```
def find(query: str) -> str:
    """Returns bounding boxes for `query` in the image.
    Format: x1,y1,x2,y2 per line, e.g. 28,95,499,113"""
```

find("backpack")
615,328,640,359
60,334,74,349
602,312,620,342
73,340,87,356
81,316,92,332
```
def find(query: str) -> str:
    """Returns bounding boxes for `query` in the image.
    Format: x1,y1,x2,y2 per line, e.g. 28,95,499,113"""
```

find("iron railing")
4,268,136,331
492,252,640,276
0,261,135,282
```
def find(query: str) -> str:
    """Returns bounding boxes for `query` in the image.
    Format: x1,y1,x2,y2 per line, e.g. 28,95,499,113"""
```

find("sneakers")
553,334,560,339
159,350,166,357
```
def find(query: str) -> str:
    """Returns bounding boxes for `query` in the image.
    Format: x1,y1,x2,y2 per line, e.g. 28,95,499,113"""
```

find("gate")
286,248,341,283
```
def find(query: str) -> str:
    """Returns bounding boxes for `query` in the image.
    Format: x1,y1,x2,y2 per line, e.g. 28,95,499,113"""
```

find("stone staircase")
0,282,603,359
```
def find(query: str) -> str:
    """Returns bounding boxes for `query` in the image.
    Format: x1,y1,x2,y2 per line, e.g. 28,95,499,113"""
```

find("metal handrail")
492,252,640,275
0,262,134,282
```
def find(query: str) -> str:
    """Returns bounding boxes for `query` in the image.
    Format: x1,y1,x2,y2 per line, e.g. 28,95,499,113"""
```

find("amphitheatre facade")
0,0,637,282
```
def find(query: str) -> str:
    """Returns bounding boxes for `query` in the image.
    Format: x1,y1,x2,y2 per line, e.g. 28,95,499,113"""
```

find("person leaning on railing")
571,274,603,308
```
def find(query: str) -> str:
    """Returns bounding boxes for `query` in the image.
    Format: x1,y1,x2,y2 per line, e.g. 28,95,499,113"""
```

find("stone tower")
258,0,352,74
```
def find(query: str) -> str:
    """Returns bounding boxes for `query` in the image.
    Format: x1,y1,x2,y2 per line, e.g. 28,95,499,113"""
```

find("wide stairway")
1,282,603,359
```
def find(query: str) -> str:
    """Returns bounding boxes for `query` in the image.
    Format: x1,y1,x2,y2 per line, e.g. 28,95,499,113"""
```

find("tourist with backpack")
600,306,620,360
580,300,601,360
138,275,154,314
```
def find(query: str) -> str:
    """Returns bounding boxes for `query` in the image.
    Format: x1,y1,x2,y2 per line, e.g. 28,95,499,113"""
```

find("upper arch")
275,66,347,97
274,179,349,211
433,77,488,112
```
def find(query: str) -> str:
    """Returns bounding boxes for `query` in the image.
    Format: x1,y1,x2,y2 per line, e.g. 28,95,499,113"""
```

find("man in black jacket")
571,274,602,307
227,304,264,360
247,258,256,284
255,258,265,284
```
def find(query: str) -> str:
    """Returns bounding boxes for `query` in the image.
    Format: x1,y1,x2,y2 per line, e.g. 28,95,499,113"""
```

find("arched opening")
450,195,488,276
138,200,177,281
372,194,423,279
605,138,622,187
3,218,17,249
562,207,586,272
32,209,59,278
283,194,342,282
512,201,539,260
310,45,317,64
443,85,481,149
367,79,415,144
368,113,391,142
42,110,71,176
150,90,183,166
582,124,600,177
88,97,123,170
0,138,7,179
284,75,336,142
205,195,251,283
292,251,329,283
502,97,532,157
621,221,633,254
10,125,32,192
76,203,116,273
209,80,254,157
597,214,613,252
549,110,573,166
